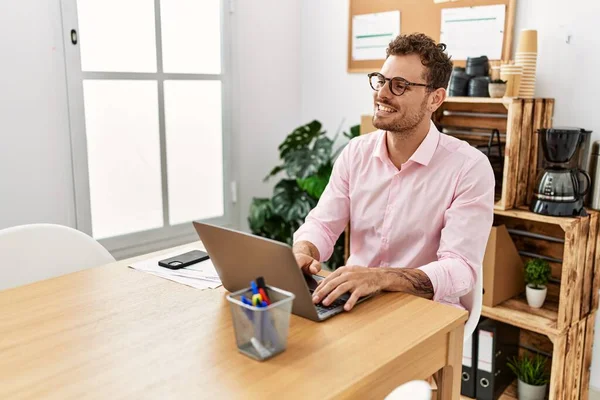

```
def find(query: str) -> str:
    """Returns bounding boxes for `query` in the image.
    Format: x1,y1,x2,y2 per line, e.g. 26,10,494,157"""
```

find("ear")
428,87,447,113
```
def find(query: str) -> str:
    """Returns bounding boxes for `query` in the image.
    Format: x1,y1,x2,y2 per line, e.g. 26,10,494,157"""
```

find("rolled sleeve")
293,141,352,262
418,154,495,303
419,257,475,302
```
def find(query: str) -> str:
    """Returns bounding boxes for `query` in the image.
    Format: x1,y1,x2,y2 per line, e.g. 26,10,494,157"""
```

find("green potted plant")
524,258,551,308
488,79,507,98
507,354,550,400
248,120,360,270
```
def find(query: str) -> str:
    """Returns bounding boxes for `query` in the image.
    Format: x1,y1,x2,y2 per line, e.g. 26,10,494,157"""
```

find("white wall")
513,0,600,144
0,0,76,230
300,1,372,139
299,0,600,391
233,0,303,230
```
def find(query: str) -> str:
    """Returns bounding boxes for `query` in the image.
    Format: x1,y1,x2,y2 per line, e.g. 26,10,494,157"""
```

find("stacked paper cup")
515,29,538,98
500,64,523,98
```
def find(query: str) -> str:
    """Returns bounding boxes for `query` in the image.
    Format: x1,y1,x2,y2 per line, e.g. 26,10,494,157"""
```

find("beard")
372,95,429,139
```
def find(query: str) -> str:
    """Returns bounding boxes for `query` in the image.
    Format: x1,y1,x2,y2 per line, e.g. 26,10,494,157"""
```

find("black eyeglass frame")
367,72,432,96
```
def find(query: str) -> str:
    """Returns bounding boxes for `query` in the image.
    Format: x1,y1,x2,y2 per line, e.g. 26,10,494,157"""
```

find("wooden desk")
0,243,467,399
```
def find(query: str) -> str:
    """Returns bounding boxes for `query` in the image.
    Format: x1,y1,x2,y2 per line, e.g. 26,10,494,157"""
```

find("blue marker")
250,280,259,295
241,295,253,306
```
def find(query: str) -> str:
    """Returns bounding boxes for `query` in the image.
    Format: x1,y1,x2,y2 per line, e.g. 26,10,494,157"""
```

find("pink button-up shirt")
293,121,495,309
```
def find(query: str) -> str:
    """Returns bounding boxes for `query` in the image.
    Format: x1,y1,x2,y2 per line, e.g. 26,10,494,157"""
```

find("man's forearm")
292,240,320,260
378,268,434,300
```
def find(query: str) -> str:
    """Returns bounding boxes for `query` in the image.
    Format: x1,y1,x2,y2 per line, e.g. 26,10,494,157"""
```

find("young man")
293,33,495,311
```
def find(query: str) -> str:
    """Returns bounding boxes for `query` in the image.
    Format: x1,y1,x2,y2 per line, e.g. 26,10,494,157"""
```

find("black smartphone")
158,250,210,270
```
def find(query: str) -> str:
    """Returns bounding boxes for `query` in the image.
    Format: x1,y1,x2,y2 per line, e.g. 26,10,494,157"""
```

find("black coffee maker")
530,127,592,216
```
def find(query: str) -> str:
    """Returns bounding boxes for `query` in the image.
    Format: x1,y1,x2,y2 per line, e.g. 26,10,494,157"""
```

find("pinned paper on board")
352,11,400,61
440,5,506,60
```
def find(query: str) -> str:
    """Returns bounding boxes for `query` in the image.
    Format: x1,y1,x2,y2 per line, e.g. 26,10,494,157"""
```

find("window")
61,0,233,258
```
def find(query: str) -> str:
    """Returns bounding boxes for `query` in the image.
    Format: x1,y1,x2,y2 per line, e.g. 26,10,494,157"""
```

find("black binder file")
475,319,519,400
461,330,478,397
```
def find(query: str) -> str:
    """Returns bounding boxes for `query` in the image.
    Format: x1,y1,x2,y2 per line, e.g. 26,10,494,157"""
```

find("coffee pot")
531,167,590,215
531,127,592,216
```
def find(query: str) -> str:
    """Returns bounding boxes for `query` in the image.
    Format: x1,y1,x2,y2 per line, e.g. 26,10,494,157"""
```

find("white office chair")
460,267,483,343
384,380,432,400
0,223,115,291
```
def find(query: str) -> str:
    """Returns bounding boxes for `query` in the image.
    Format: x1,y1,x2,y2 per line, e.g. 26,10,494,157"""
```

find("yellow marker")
252,293,262,306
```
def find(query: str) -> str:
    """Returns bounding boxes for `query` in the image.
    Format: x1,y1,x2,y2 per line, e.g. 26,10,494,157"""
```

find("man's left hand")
312,266,384,311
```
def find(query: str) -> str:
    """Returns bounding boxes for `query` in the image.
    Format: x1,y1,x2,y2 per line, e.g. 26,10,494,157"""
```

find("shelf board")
482,296,560,339
461,380,518,399
446,96,512,105
494,206,578,230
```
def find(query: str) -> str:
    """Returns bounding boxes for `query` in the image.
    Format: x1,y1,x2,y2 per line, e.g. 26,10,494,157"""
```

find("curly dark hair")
386,33,453,90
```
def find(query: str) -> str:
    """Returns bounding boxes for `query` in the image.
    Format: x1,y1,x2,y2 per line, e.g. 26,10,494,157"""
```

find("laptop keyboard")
315,298,346,313
308,286,347,314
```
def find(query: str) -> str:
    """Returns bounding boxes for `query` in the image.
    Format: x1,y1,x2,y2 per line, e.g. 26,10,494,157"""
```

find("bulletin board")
348,0,517,73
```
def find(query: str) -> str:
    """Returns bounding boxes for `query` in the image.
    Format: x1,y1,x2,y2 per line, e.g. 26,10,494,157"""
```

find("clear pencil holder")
226,285,295,361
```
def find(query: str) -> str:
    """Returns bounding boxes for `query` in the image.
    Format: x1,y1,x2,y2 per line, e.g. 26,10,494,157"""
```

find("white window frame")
59,0,236,259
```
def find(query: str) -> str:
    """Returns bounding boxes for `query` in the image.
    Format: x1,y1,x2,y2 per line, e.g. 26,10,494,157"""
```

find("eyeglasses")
367,72,431,96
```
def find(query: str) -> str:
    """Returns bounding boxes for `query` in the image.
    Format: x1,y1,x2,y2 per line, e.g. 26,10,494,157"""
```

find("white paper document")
129,248,222,290
477,330,494,373
440,5,506,60
462,335,473,367
352,11,400,61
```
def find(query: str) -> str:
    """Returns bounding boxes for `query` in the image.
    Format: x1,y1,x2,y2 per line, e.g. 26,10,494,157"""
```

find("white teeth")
378,104,395,113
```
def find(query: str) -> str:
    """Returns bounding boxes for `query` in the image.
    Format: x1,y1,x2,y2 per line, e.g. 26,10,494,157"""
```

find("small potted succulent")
488,79,507,98
524,258,551,308
507,354,550,400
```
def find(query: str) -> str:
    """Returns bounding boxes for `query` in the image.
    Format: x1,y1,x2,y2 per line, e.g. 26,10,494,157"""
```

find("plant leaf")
248,198,274,232
271,179,316,222
297,164,332,199
259,214,290,243
506,354,549,385
263,165,285,182
524,258,552,288
278,120,324,159
248,198,295,243
283,136,332,180
313,136,333,160
343,123,361,139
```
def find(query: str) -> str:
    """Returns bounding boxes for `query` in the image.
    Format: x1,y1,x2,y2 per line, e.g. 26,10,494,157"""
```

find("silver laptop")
193,222,372,321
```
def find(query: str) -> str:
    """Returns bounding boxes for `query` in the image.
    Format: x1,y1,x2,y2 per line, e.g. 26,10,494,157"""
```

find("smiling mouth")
376,103,397,114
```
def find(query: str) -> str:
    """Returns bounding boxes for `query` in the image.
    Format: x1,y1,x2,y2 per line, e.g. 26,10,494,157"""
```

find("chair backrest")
460,267,483,343
0,224,115,291
384,380,432,400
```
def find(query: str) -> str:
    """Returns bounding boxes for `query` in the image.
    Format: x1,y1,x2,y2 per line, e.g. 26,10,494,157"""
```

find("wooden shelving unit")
494,207,599,330
477,208,600,400
482,296,560,339
433,97,555,211
445,96,512,105
433,97,596,400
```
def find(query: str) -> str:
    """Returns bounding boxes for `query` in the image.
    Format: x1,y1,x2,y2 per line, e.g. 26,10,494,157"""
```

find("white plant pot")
518,379,547,400
526,284,547,308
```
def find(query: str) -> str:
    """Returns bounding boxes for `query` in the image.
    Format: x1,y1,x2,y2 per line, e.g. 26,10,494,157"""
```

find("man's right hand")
294,253,321,275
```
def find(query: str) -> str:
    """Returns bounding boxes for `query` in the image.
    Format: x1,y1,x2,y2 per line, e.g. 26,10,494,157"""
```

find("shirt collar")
372,121,440,167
